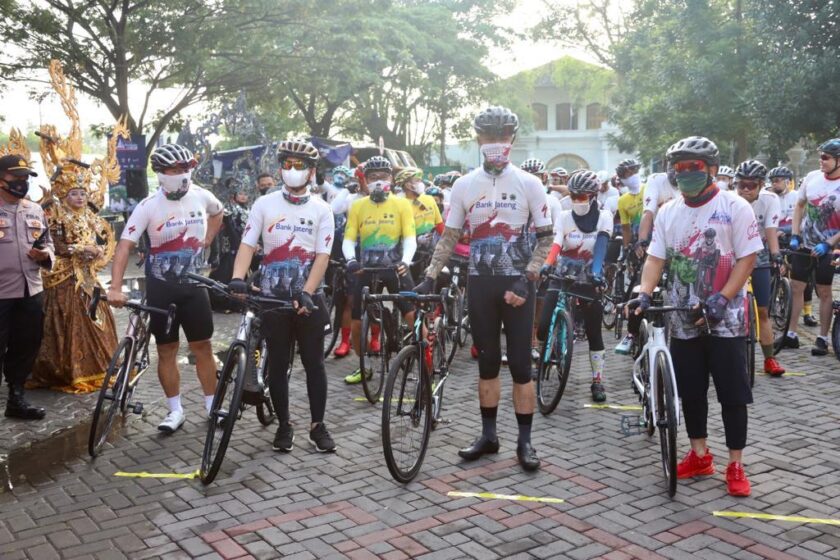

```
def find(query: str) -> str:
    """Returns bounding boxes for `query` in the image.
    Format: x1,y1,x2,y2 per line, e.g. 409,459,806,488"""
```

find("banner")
110,134,146,213
309,137,353,166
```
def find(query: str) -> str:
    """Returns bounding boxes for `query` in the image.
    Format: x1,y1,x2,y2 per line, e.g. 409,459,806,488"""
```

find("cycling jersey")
748,190,781,268
649,190,762,339
618,188,646,238
798,169,840,247
122,186,223,283
558,196,572,211
553,209,613,282
770,188,797,230
345,195,415,267
410,193,443,248
446,165,551,276
241,191,334,298
598,186,620,216
642,172,677,215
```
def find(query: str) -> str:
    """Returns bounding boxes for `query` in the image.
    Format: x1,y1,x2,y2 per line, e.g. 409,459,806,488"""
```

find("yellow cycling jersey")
411,194,442,237
345,195,415,266
618,187,645,230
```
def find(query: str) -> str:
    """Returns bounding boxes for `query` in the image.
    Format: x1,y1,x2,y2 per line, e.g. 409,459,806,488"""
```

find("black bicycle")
323,259,347,357
87,287,176,457
443,257,470,357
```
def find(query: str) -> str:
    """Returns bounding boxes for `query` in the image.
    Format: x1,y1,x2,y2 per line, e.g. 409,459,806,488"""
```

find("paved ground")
1,301,839,559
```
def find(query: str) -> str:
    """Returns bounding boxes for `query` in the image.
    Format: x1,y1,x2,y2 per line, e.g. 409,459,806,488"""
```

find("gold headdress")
38,59,130,210
0,128,32,162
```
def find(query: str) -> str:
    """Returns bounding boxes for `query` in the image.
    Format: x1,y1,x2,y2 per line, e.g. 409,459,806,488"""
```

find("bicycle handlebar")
89,286,177,334
185,272,299,310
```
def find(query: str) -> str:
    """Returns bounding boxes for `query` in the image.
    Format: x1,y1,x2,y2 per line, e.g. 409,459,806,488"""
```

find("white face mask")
572,201,591,216
716,179,730,190
157,172,191,195
480,143,512,167
281,168,310,189
621,174,641,194
410,181,425,195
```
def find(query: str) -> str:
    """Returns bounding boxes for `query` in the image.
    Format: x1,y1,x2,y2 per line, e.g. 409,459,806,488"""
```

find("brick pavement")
0,301,839,559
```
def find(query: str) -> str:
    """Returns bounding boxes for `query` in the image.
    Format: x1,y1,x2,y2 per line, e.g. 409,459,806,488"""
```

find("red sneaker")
334,328,351,357
369,323,381,353
676,449,715,479
470,345,478,359
726,462,751,496
763,357,785,376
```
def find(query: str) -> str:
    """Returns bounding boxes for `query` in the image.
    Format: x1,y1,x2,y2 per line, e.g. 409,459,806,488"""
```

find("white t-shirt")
553,209,613,282
643,172,677,215
771,189,797,230
242,191,334,298
797,170,840,247
546,193,563,233
748,190,781,268
558,195,572,211
649,190,762,339
446,165,552,276
122,186,223,283
598,186,620,216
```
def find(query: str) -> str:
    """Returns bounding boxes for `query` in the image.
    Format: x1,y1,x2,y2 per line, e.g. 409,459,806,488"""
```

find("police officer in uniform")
0,154,52,419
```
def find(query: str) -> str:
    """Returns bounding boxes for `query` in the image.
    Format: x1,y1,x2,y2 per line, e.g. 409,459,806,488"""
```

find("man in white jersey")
635,170,677,258
109,144,223,433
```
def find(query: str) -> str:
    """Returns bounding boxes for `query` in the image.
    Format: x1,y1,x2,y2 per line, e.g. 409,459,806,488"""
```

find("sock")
761,344,774,360
515,412,533,445
480,406,497,440
817,335,828,343
803,303,813,316
167,395,182,413
204,395,214,413
589,350,605,382
340,327,350,343
787,331,798,339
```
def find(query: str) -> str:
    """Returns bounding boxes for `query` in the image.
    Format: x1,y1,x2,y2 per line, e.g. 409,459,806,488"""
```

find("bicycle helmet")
818,138,840,157
767,166,794,180
363,155,392,176
150,143,198,172
433,173,453,187
734,159,768,180
473,106,519,136
717,165,735,178
425,186,443,198
332,165,351,177
567,169,601,195
520,158,546,175
616,158,641,176
446,170,462,180
394,167,423,186
549,167,569,178
665,136,720,165
277,138,319,164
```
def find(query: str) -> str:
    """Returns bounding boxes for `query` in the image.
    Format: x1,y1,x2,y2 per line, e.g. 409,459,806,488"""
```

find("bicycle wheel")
89,337,132,457
381,344,432,483
602,265,617,329
361,303,387,404
654,350,678,497
323,282,341,358
771,276,792,333
832,309,840,361
254,339,275,426
537,309,573,415
200,344,246,485
747,294,756,388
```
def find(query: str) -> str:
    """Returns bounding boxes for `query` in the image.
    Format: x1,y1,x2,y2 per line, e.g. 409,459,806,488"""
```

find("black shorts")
146,277,214,345
351,268,414,320
789,252,834,285
751,267,771,308
670,336,752,406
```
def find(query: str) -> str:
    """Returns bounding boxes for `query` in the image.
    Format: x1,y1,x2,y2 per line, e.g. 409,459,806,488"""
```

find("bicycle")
613,250,643,342
443,257,469,356
621,302,709,497
768,261,792,335
186,273,296,484
535,274,599,415
323,259,347,357
87,287,176,457
379,289,450,483
745,279,758,388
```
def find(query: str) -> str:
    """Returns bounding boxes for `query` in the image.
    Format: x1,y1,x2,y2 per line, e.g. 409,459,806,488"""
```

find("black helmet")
520,158,546,175
567,169,600,195
665,136,720,166
277,138,319,164
473,106,519,136
150,143,197,172
767,166,794,180
616,158,641,176
363,155,392,176
734,159,767,180
433,173,453,187
819,138,840,157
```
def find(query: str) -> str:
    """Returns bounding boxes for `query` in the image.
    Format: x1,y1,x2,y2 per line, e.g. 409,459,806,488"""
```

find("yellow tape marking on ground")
713,511,840,526
760,371,806,377
584,404,643,411
114,470,199,479
447,491,564,504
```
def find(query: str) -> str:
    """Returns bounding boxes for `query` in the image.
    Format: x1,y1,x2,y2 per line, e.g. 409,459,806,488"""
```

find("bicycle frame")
632,321,681,431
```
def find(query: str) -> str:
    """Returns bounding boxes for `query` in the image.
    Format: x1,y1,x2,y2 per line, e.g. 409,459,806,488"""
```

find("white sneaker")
615,335,634,355
158,409,185,434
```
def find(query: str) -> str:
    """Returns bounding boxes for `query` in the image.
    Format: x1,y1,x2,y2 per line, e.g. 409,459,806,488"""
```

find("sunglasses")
673,160,708,173
736,180,761,191
820,153,836,161
281,159,310,171
570,193,590,202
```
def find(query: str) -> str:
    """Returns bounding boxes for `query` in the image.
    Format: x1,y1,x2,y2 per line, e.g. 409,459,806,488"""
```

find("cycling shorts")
145,277,213,345
351,269,414,320
750,267,771,308
670,336,752,406
605,238,622,264
789,251,835,285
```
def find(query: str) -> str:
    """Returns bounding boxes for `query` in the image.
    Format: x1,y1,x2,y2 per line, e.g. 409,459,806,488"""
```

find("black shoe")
273,423,294,452
516,441,541,472
775,334,799,350
812,337,829,356
803,314,819,327
458,435,499,461
591,382,607,403
4,386,45,420
309,423,336,453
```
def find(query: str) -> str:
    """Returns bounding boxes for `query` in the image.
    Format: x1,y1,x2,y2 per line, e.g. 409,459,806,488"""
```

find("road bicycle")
87,287,176,457
322,259,347,357
443,257,470,358
768,262,792,334
187,273,296,484
745,279,758,388
379,289,450,483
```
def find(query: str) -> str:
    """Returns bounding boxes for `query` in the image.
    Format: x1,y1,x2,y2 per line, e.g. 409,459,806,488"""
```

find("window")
532,103,547,131
546,153,589,171
555,103,578,131
586,103,606,130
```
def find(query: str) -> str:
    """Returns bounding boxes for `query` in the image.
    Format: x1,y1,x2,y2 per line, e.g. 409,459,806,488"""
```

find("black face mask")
2,178,29,199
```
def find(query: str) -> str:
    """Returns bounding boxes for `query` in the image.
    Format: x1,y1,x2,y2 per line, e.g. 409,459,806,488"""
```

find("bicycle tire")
771,276,792,333
254,339,275,426
654,350,678,497
89,337,132,457
832,307,840,362
537,309,573,415
361,303,386,404
602,264,617,329
381,344,432,483
747,294,756,388
323,287,341,358
200,344,246,485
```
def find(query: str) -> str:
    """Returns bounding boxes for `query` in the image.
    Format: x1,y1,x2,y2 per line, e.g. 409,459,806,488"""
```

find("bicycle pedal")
132,403,144,415
620,414,644,436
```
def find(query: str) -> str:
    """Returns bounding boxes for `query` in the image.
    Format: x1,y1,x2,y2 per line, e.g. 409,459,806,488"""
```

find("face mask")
572,201,591,216
369,180,390,203
621,174,641,194
157,172,191,200
2,178,29,199
333,175,346,188
411,181,425,195
675,171,709,196
480,143,512,168
716,180,730,191
281,168,310,189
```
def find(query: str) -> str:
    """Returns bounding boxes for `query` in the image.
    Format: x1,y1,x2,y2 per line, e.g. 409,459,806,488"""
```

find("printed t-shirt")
747,190,781,268
410,193,443,249
797,170,840,247
345,195,415,267
618,188,646,237
643,172,677,215
553,209,613,282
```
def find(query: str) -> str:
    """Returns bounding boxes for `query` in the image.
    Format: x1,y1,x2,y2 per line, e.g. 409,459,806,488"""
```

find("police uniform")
0,154,53,419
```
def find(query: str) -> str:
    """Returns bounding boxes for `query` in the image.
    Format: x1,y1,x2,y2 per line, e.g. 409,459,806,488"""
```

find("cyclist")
780,138,840,355
733,160,786,376
547,167,570,201
342,156,417,384
326,164,357,358
540,170,612,401
109,143,223,433
425,185,445,215
636,170,677,259
415,106,554,472
614,163,647,355
395,167,444,281
716,165,735,191
228,139,335,453
433,172,456,211
628,136,761,497
597,170,620,216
